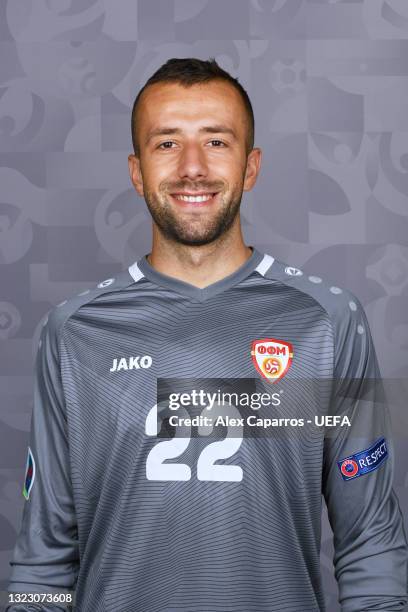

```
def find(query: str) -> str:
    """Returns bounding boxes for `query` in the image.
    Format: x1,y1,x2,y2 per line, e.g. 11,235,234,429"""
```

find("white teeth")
173,194,214,202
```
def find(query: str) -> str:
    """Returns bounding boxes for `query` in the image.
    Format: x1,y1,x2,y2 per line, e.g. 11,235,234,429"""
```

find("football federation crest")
251,338,293,382
23,446,36,500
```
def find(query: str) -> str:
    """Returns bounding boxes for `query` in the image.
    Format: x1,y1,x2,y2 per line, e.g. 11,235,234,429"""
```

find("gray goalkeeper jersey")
7,246,408,612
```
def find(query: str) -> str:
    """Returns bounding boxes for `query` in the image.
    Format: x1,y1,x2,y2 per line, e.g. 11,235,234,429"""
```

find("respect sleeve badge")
22,446,36,500
337,437,388,481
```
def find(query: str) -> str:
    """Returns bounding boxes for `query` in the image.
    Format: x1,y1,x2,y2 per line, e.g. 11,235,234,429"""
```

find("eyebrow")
145,125,238,144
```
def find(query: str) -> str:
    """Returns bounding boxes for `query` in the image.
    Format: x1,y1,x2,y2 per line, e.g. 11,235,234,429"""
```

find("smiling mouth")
170,192,219,205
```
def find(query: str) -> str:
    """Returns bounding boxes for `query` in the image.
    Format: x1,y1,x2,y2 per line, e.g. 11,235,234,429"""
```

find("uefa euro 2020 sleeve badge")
23,446,36,500
251,338,293,382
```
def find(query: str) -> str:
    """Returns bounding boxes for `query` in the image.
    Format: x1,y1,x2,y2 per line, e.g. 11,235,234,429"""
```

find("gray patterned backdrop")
1,1,408,610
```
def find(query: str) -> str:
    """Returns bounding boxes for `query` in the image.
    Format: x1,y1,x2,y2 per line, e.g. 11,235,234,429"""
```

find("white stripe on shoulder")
255,253,274,276
128,262,145,283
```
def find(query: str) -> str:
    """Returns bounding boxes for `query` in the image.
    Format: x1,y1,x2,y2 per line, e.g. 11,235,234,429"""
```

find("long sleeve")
322,295,408,611
6,311,79,611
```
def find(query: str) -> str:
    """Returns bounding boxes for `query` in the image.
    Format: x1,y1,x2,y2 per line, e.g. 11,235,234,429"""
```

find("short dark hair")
131,57,254,157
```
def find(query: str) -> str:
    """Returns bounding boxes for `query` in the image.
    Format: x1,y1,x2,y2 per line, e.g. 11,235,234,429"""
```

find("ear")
243,147,262,192
128,154,144,197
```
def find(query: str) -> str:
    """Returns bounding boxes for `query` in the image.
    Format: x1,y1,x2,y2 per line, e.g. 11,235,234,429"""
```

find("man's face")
128,79,261,246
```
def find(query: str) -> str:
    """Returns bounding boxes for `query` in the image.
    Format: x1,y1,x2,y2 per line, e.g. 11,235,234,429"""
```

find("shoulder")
38,267,138,356
258,253,369,340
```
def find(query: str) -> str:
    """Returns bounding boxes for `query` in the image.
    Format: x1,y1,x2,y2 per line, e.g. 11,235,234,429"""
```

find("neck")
147,225,252,289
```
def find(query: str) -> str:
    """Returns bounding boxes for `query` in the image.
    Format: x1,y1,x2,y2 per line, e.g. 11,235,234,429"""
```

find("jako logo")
110,356,152,372
284,266,303,277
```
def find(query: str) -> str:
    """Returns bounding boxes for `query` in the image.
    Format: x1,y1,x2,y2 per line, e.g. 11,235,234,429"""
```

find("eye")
158,141,176,149
209,139,226,147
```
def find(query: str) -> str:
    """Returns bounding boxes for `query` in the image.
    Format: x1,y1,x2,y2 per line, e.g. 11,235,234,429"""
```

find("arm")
6,311,79,611
322,296,408,612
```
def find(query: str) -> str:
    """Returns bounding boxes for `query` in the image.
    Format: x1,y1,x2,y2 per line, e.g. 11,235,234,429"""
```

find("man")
7,58,408,611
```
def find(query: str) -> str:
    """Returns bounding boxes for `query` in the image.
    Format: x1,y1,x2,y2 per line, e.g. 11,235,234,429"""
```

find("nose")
177,142,208,180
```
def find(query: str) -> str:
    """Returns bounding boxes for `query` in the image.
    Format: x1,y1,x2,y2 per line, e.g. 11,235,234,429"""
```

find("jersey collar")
133,246,267,303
